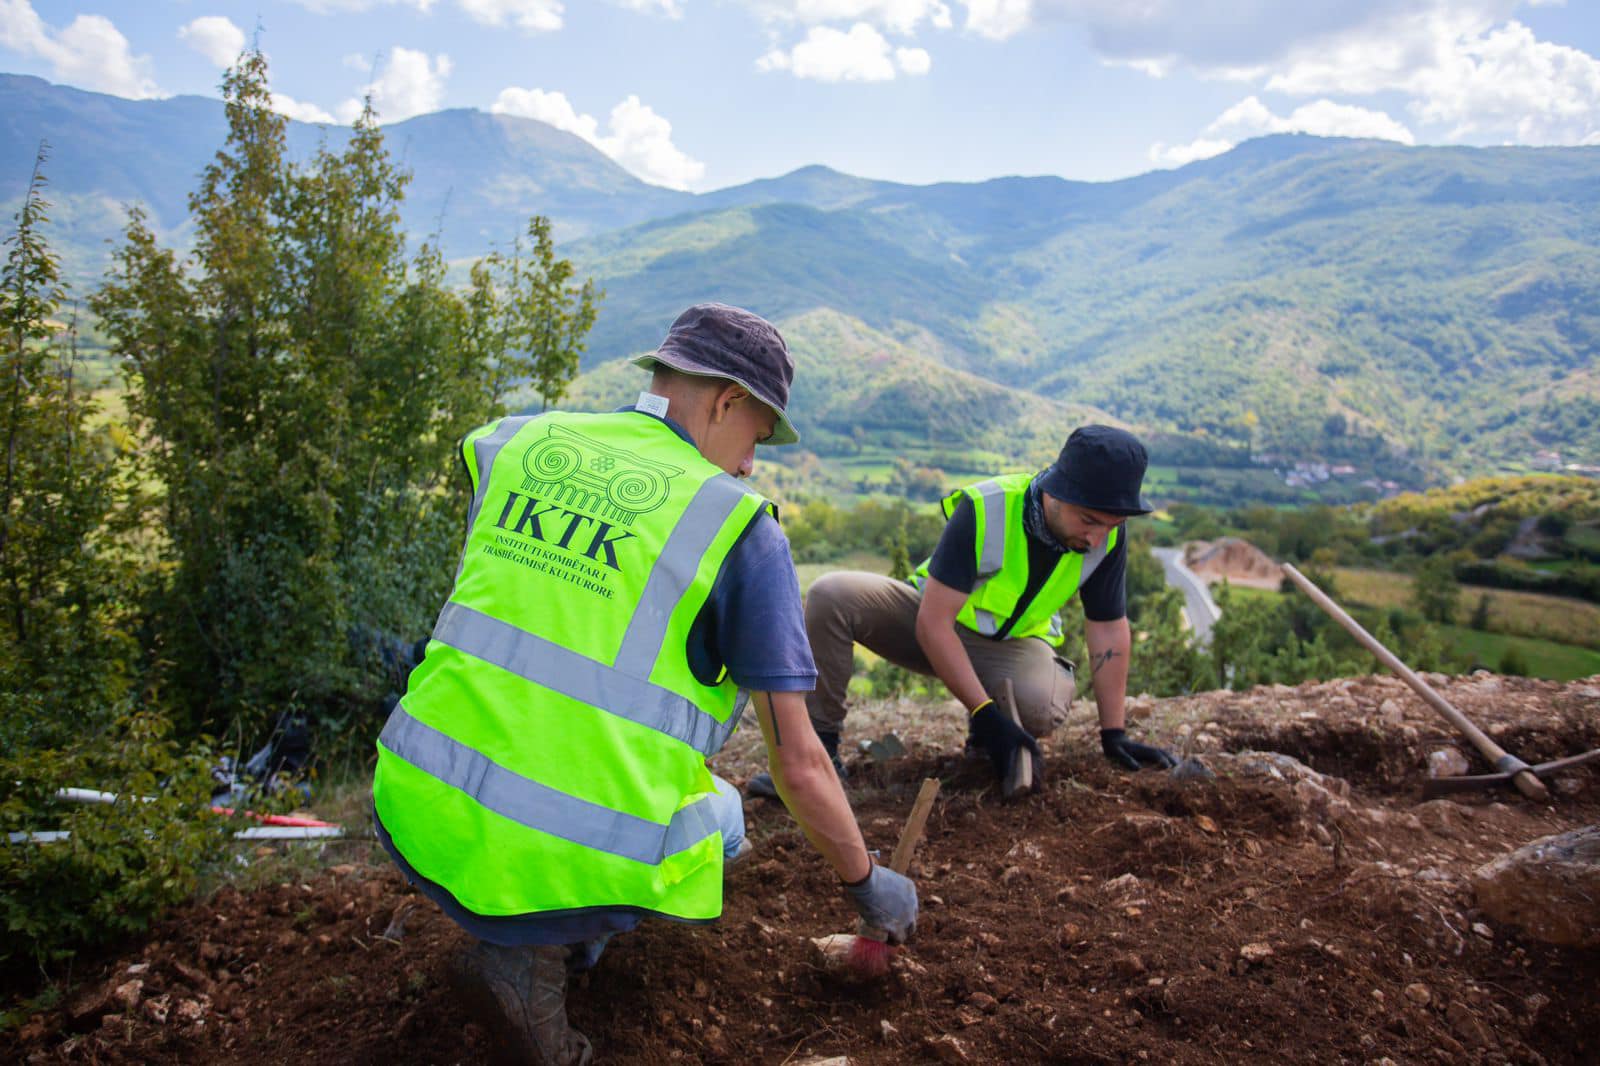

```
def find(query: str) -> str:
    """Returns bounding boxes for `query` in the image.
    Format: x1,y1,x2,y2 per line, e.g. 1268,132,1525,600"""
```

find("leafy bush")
0,710,229,966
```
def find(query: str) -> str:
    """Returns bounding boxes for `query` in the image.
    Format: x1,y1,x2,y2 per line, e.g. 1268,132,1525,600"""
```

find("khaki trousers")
804,571,1076,738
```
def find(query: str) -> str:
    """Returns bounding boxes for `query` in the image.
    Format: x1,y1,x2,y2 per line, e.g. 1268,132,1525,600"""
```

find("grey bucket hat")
632,303,799,446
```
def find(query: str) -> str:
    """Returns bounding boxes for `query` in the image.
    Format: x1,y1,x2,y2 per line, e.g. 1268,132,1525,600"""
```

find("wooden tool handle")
999,678,1036,797
888,778,941,874
1281,563,1547,802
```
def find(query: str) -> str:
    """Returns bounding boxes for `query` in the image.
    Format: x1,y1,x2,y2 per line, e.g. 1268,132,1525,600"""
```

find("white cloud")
492,88,706,189
611,0,685,15
491,86,600,140
343,53,374,72
1150,94,1416,166
285,0,437,12
178,16,246,68
896,45,931,74
0,0,161,98
272,92,340,124
758,22,907,81
748,1,953,35
597,96,705,189
963,0,1033,40
948,2,1600,149
1410,21,1600,142
1147,137,1234,166
343,47,452,123
1263,12,1600,145
963,1,1508,63
459,0,564,32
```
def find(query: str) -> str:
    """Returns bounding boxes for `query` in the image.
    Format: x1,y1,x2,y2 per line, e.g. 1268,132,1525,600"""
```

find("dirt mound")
5,674,1598,1064
1183,537,1284,589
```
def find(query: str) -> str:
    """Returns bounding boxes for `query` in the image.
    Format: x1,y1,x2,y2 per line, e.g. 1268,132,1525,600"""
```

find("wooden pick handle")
888,778,941,874
1281,563,1547,802
998,678,1037,798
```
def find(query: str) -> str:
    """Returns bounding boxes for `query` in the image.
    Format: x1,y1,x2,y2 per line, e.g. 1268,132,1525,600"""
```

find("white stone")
1426,748,1471,778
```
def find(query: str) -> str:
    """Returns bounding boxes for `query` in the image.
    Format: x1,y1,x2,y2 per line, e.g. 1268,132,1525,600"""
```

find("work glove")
968,699,1045,785
843,864,918,944
1101,728,1178,771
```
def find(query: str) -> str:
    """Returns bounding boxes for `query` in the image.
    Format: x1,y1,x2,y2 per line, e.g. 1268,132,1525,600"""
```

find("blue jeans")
709,773,747,858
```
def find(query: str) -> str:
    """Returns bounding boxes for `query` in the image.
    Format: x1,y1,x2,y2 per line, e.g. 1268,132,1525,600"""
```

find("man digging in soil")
750,425,1176,799
372,305,917,1064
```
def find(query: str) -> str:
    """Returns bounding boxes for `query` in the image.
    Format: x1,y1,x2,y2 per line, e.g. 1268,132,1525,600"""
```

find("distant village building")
1531,450,1563,471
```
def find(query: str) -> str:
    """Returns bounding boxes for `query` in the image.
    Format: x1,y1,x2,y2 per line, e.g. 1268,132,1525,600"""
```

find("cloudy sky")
3,1,1597,191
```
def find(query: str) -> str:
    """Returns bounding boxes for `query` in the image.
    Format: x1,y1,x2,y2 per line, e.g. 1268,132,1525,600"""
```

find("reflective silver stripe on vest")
613,473,757,678
381,705,720,865
971,608,1002,636
974,480,1007,576
433,602,739,755
1078,537,1112,584
466,415,540,531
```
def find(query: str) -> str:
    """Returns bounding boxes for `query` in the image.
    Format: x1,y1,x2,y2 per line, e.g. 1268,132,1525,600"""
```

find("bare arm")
1085,616,1132,730
753,690,872,883
913,576,990,711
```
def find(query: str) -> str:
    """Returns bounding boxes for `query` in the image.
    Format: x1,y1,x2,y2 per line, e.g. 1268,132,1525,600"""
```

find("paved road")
1151,547,1221,644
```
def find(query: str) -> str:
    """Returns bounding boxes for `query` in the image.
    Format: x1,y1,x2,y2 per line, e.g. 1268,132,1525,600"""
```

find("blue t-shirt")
379,404,815,946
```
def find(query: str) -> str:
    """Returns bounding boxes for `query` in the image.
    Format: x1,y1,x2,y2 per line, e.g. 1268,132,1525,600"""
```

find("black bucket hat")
1037,425,1152,516
632,303,799,446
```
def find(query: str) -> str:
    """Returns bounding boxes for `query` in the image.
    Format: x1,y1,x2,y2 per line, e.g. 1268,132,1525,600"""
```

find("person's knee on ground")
1010,671,1074,737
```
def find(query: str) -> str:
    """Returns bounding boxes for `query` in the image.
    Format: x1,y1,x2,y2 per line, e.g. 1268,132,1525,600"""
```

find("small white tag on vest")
635,391,670,418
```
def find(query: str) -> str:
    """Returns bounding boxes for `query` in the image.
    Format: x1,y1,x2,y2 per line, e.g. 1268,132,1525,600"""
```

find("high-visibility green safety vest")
373,410,769,924
911,473,1119,647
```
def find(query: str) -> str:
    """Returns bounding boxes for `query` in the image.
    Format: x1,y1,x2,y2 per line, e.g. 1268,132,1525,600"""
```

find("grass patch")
1223,576,1599,681
1437,626,1600,681
1222,584,1282,605
796,551,890,593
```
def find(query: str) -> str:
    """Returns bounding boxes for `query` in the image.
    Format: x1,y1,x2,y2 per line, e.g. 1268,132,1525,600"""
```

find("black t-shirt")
925,494,1127,627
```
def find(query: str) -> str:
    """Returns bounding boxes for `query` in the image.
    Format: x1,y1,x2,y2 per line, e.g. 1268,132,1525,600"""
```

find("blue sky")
3,1,1598,191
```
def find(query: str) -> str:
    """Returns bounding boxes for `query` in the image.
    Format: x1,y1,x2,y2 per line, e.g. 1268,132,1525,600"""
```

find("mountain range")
5,72,1598,488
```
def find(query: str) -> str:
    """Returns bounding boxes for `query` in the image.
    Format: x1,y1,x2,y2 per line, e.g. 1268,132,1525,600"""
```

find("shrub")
0,710,230,966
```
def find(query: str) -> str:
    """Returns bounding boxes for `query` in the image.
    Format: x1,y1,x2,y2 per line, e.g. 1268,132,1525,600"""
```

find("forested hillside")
6,74,1600,488
567,135,1600,480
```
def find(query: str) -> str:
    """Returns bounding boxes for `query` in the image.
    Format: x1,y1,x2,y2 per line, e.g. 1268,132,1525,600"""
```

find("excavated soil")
5,673,1599,1065
1183,538,1284,589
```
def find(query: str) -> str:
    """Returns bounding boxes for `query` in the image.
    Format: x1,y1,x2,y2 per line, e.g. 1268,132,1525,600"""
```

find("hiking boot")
450,940,592,1066
746,731,847,799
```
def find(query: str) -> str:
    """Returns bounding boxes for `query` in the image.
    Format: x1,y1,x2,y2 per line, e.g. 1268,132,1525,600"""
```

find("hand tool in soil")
846,776,940,978
998,679,1040,799
1280,562,1597,802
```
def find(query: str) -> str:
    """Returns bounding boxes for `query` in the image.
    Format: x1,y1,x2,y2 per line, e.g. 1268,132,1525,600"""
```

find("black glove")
969,700,1044,784
1101,728,1177,771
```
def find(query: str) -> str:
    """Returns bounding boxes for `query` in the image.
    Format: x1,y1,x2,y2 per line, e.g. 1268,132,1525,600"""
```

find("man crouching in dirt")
750,425,1175,800
372,304,917,1065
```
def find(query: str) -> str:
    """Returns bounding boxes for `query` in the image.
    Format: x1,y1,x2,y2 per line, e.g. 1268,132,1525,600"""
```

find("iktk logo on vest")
492,425,682,573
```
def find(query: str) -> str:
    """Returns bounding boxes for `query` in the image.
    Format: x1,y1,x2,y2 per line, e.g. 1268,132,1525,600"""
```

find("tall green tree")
0,144,134,752
1412,553,1462,625
91,51,597,739
475,216,600,412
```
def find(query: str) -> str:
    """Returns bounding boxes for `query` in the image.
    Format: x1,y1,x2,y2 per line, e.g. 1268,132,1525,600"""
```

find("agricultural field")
1333,569,1600,652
